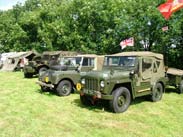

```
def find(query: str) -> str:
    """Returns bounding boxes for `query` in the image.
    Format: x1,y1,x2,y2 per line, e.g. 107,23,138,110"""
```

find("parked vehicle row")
27,51,183,113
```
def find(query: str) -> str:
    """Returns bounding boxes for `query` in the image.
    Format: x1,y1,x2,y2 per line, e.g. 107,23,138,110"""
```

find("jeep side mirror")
130,70,135,76
75,65,80,73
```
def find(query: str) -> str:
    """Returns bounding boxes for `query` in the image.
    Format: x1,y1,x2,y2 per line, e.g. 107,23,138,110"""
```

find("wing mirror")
75,64,80,72
130,70,135,75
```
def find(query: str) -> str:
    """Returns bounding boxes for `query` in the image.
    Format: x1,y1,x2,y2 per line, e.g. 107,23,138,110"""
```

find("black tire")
24,73,33,78
56,80,72,96
179,80,183,94
39,67,48,74
80,94,91,106
109,87,131,113
151,83,163,102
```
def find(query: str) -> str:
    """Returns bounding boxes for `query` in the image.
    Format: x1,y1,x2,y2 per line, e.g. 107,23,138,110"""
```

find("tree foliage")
0,0,182,68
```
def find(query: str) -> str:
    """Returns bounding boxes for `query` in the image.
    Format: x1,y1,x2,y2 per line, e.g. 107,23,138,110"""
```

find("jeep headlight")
100,81,105,88
81,78,85,85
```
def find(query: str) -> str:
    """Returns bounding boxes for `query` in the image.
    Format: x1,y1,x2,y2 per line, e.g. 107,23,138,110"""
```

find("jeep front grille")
85,78,99,91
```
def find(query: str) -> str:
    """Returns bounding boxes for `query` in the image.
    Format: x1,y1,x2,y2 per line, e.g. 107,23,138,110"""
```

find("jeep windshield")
103,56,137,69
59,57,82,67
41,54,59,61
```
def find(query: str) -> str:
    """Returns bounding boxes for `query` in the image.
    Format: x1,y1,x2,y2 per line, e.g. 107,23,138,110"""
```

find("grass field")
0,72,183,137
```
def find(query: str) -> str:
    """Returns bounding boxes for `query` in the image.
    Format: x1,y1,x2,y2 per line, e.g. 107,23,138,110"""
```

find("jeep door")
134,57,153,96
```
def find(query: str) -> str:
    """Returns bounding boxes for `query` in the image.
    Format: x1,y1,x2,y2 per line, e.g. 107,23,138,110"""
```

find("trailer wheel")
179,80,183,94
109,87,131,113
151,83,163,102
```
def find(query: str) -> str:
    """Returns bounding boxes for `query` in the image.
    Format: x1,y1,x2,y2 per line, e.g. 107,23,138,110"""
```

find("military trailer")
167,68,183,93
77,52,168,113
23,51,77,78
36,55,104,96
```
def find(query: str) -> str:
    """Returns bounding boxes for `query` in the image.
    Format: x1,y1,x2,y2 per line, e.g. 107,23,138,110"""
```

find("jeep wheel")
80,94,91,105
109,87,131,113
39,67,48,75
56,80,72,96
151,83,163,102
179,80,183,94
24,73,33,78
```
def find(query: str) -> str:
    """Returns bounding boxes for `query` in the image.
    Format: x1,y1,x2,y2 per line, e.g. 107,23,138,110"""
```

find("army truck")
23,51,77,78
77,52,168,113
36,55,104,96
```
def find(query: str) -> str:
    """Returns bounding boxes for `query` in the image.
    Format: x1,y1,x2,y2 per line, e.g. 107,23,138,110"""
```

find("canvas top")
42,51,78,56
107,51,163,60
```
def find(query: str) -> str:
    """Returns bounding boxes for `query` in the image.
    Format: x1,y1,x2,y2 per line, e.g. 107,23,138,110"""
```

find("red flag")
120,37,134,49
158,0,183,20
171,0,183,13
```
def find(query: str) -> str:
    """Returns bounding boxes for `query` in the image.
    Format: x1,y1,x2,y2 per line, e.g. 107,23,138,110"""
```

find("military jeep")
23,51,77,78
36,55,104,96
77,52,167,113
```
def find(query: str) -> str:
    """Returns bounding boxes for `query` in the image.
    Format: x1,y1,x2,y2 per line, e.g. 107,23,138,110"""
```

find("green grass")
0,72,183,137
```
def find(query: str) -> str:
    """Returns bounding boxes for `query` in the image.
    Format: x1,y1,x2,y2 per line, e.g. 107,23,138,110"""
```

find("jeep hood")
82,69,131,79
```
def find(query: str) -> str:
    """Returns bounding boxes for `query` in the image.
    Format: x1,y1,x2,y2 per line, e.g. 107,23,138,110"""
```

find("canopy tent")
1,51,38,71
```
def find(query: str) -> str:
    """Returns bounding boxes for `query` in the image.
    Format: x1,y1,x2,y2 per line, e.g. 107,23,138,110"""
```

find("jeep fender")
111,82,134,99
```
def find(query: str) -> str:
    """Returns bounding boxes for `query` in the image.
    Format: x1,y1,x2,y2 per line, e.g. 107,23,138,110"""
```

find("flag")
120,37,134,49
158,0,183,20
162,26,169,31
158,1,173,19
171,0,183,13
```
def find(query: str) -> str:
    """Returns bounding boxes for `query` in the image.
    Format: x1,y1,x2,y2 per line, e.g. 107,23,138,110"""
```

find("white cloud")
0,5,12,11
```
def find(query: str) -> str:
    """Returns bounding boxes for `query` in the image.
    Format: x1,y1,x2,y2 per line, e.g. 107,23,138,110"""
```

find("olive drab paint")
78,52,168,113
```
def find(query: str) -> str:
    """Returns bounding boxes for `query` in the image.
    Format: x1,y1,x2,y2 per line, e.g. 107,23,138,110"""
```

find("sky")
0,0,26,10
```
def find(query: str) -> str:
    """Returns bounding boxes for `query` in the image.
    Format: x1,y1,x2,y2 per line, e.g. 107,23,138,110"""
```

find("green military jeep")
77,52,167,113
36,55,104,96
23,51,77,78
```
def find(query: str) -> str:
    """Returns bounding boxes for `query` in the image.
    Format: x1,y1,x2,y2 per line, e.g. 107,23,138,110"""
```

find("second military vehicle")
77,52,168,113
23,51,77,78
36,55,104,96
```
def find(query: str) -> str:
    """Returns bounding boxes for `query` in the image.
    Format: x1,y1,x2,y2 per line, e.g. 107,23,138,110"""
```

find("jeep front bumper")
36,81,54,89
81,89,113,100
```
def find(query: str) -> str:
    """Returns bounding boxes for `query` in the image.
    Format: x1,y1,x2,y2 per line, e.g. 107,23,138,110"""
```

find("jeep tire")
151,83,163,102
109,87,131,113
56,80,72,96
